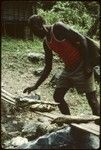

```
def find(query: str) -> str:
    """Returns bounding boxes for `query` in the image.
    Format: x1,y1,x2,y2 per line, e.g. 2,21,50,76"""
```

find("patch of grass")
1,36,43,53
1,36,44,72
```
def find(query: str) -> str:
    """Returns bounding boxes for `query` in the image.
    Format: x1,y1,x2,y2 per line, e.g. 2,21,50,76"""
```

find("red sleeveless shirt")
46,26,81,69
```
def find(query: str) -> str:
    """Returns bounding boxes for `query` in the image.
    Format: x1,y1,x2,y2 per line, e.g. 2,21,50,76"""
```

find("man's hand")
84,65,93,79
23,86,37,94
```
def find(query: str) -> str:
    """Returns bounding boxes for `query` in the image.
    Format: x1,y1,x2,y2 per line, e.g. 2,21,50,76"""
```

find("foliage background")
38,1,100,40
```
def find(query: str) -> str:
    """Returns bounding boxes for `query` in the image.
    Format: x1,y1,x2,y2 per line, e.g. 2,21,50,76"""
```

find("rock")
94,66,100,75
27,52,44,63
16,93,41,102
15,93,41,108
22,121,47,140
16,121,24,132
18,126,72,149
49,71,61,87
11,136,28,147
94,66,100,83
37,117,59,133
37,117,61,133
18,125,100,149
33,67,44,76
12,120,17,125
46,124,59,133
30,104,55,112
8,131,19,137
1,100,10,116
1,125,7,135
3,140,11,149
54,56,60,62
38,117,51,124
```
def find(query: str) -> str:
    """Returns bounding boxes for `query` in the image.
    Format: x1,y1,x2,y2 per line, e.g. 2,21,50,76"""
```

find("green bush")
38,1,95,35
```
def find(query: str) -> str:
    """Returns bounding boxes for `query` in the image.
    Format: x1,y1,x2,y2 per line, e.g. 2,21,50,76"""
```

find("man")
23,15,100,116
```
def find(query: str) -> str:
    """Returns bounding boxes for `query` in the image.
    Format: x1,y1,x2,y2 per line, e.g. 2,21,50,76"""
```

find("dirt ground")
1,51,100,148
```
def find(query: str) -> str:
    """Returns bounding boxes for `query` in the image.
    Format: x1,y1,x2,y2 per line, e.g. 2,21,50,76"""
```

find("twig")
2,97,15,105
20,98,59,106
2,89,15,99
34,112,100,124
2,92,15,103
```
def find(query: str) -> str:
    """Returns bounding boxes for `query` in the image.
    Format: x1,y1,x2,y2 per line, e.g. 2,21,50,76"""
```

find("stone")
37,117,51,124
11,136,28,147
49,71,62,87
18,125,100,149
22,121,47,140
30,104,55,112
1,100,10,116
94,66,100,83
8,131,19,137
15,93,41,108
33,67,44,76
1,125,7,135
27,52,44,63
18,126,72,149
12,120,18,125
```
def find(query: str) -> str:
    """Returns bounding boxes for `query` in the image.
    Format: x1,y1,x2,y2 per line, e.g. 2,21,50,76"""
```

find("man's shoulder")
53,21,70,30
54,21,64,26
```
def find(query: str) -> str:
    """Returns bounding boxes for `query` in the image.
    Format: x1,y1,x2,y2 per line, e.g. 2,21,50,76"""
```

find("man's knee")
53,88,67,103
86,91,100,116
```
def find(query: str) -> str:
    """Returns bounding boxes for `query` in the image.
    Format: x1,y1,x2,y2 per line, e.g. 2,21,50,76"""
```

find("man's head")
28,15,46,39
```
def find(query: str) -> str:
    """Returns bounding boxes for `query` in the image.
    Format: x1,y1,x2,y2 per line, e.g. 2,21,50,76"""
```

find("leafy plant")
38,1,99,38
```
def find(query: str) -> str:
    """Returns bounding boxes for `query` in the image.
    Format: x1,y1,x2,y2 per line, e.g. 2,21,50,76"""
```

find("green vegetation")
2,36,43,53
38,1,99,38
1,37,43,73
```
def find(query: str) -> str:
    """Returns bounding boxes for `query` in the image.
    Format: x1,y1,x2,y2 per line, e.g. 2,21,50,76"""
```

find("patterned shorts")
56,62,96,93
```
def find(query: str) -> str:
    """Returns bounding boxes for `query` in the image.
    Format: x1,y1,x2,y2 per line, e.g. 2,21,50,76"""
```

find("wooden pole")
2,97,15,105
20,97,59,106
1,89,15,99
2,92,15,103
34,112,100,124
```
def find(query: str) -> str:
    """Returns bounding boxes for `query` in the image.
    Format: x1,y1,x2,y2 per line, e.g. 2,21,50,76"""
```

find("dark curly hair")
28,15,46,27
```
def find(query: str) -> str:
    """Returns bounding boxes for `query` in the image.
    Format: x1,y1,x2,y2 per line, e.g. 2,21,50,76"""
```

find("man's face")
30,25,45,39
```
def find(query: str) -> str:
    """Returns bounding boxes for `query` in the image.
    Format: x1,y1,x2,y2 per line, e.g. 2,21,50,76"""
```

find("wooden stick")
2,92,15,103
1,89,15,99
21,98,59,106
1,89,59,106
51,115,100,124
71,123,100,136
34,112,100,124
2,97,15,105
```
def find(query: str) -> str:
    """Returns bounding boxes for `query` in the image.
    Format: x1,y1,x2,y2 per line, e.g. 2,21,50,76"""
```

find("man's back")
85,36,100,66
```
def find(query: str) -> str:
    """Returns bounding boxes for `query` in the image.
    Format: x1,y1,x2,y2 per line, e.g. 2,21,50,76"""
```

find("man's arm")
34,41,53,89
23,41,53,94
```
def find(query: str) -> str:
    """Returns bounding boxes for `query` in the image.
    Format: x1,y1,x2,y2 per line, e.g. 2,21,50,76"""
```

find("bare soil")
1,50,100,148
